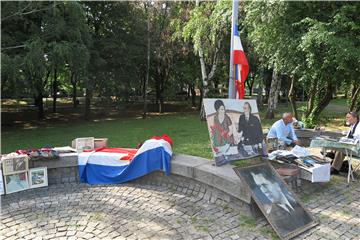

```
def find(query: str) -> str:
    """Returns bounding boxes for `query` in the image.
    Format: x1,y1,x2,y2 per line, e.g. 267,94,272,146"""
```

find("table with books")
310,137,360,183
268,146,331,183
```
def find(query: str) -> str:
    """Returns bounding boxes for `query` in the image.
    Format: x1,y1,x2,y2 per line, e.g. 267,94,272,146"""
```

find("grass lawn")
1,98,350,157
1,113,214,158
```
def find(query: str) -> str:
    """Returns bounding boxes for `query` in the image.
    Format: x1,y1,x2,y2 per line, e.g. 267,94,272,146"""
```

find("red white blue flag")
233,25,249,99
78,137,173,184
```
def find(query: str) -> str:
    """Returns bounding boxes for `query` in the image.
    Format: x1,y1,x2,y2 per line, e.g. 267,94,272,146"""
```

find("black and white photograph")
29,167,48,189
234,163,318,240
4,172,29,194
203,98,264,166
2,155,29,175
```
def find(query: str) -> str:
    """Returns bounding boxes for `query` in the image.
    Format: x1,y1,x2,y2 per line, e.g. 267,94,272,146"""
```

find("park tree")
348,80,360,112
83,1,147,119
179,0,232,116
23,38,48,119
244,1,306,119
1,1,90,118
148,1,188,113
244,1,360,125
1,1,55,119
43,2,90,113
299,2,360,126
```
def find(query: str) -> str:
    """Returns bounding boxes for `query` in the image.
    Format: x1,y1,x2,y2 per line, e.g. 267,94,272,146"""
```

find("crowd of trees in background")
2,1,360,127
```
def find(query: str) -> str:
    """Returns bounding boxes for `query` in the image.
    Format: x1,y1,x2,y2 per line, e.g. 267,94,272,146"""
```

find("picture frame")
4,171,29,194
29,167,48,189
2,154,29,175
203,98,265,166
233,162,318,240
0,170,4,195
75,137,95,152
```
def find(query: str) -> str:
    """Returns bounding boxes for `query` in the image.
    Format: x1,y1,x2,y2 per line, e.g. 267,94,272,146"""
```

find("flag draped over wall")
233,25,249,99
78,138,172,184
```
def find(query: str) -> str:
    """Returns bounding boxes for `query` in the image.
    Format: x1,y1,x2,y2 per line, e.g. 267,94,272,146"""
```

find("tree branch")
1,44,26,50
1,3,60,22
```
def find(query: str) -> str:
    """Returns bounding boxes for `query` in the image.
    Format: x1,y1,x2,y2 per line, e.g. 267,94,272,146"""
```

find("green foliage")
1,1,359,120
23,38,47,85
244,1,360,124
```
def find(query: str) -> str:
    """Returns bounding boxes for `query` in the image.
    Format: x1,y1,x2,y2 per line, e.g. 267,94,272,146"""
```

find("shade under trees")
1,1,359,125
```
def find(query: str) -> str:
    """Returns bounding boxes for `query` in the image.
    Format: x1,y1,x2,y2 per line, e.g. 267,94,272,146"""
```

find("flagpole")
228,0,239,99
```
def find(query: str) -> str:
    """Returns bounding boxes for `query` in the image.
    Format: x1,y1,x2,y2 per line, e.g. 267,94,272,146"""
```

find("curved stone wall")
29,153,252,206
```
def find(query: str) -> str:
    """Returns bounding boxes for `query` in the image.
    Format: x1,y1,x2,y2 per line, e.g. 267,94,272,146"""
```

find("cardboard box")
299,163,330,183
94,138,108,148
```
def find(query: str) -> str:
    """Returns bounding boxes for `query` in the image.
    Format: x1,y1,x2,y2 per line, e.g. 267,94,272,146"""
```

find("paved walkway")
1,175,359,240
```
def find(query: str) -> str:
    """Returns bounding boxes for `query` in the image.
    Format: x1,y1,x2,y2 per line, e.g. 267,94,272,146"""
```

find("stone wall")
30,153,79,185
23,152,261,216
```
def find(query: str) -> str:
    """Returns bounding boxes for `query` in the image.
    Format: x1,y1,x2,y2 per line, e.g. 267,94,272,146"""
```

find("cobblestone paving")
1,176,360,240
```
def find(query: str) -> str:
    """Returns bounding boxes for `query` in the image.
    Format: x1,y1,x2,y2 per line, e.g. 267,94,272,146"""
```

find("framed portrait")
29,167,48,189
234,163,318,240
4,172,29,194
75,137,95,152
2,154,29,175
203,98,265,166
0,170,4,195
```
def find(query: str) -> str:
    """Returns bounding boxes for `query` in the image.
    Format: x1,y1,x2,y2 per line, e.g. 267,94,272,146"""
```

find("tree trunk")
263,69,272,103
190,84,196,108
266,70,281,119
84,88,92,120
198,48,209,99
349,84,360,111
246,73,254,96
159,96,164,113
37,91,44,120
309,82,335,120
288,76,298,120
305,79,318,118
198,88,203,111
71,72,77,108
257,73,263,109
52,68,57,113
143,10,150,119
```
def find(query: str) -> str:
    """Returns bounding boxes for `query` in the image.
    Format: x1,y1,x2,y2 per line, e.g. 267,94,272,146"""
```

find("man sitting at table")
331,111,360,174
267,112,301,147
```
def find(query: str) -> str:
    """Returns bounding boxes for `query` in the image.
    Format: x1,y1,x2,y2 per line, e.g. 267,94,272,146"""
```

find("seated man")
331,111,360,174
267,112,300,147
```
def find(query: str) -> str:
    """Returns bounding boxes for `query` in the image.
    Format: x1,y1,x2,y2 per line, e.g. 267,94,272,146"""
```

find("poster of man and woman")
203,98,265,166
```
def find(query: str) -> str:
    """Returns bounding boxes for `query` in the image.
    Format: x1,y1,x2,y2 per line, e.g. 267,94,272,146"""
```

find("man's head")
346,111,359,126
251,172,294,213
243,102,252,114
282,112,293,125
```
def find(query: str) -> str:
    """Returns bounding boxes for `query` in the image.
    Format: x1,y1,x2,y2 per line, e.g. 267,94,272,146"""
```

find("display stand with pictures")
234,162,318,240
203,99,265,166
29,167,48,189
2,154,30,194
